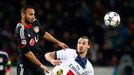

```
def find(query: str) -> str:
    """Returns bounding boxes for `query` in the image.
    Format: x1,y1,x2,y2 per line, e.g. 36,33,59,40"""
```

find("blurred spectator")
0,50,11,75
112,55,134,75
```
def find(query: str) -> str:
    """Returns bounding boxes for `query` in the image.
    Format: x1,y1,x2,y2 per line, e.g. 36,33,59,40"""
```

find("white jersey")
47,49,94,75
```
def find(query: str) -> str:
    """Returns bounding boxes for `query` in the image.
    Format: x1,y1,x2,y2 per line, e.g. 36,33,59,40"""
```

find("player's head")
77,36,91,55
21,5,35,24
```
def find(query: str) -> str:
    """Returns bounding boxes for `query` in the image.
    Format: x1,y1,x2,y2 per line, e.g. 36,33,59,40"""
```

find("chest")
25,26,40,44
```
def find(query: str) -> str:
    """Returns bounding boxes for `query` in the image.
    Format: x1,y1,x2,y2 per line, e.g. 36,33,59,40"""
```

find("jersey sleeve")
18,25,31,54
32,19,46,37
55,50,67,60
56,49,77,60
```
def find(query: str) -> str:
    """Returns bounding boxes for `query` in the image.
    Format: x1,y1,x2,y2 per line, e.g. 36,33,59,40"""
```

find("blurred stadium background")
0,0,134,75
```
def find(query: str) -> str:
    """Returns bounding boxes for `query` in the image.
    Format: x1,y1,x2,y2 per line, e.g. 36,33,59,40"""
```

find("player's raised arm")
44,32,69,49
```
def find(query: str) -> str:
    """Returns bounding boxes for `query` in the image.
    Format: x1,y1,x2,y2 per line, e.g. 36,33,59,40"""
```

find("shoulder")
64,48,77,53
65,48,76,51
86,60,93,67
86,60,94,72
64,48,77,57
16,23,24,30
33,19,41,26
56,48,77,56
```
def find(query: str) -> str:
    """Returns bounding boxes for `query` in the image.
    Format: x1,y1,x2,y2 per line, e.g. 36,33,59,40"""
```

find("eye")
82,42,86,45
78,42,81,45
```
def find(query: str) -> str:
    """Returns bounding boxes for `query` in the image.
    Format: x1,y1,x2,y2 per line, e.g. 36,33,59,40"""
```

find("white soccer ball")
104,11,120,29
51,66,64,75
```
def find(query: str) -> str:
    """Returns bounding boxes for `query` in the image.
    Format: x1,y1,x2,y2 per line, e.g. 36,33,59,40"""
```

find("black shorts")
17,64,45,75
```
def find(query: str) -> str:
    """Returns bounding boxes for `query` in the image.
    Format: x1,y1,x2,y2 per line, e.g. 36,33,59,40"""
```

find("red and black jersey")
15,19,45,64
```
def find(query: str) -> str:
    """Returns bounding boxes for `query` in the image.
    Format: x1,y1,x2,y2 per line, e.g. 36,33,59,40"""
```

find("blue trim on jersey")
75,52,87,69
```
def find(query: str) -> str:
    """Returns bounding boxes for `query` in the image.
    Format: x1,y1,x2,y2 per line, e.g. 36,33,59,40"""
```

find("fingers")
51,60,62,66
63,44,69,49
60,43,69,49
44,67,49,73
40,65,49,73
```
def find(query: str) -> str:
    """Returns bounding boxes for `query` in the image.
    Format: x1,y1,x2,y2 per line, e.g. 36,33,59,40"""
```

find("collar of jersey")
24,24,32,29
19,21,32,29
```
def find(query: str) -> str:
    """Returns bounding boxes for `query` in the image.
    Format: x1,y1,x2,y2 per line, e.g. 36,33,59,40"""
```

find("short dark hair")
21,5,34,13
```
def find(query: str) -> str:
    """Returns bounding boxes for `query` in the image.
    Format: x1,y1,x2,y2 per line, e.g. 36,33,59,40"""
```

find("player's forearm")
44,32,60,45
45,52,55,63
25,51,43,67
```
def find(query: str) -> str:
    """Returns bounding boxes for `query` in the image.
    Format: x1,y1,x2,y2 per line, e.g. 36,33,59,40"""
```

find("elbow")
44,32,48,38
24,51,31,57
45,53,49,61
45,52,55,62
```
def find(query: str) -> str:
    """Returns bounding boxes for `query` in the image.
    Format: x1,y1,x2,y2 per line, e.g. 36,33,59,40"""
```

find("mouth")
29,18,34,22
32,19,36,21
79,48,83,51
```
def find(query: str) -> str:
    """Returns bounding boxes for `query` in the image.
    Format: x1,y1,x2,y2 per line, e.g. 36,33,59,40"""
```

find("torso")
53,49,94,75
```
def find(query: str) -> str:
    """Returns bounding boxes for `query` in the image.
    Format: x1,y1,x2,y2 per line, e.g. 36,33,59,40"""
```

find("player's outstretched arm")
25,51,49,73
44,32,69,49
45,51,62,66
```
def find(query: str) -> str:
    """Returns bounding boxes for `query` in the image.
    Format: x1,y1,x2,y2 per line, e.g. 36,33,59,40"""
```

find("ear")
21,13,25,18
88,45,90,49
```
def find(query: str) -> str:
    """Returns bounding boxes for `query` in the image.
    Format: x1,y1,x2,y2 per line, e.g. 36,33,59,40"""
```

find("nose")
32,15,35,19
78,43,83,47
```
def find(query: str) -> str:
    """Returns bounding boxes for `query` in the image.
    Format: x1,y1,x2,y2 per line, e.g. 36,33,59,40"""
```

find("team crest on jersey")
33,26,39,33
29,38,35,46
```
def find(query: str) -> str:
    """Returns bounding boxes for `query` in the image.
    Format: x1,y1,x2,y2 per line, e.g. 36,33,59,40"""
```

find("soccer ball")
51,66,64,75
104,11,120,29
48,65,76,75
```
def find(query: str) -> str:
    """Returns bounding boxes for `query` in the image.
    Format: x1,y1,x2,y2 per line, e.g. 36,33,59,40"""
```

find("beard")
79,51,85,54
24,16,34,24
25,19,32,24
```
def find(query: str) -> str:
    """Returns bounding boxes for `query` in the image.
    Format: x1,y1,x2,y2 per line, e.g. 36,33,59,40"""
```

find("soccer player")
0,51,11,75
45,36,94,75
15,5,68,75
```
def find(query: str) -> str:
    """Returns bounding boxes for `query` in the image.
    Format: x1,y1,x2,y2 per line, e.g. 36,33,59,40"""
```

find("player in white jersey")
45,36,94,75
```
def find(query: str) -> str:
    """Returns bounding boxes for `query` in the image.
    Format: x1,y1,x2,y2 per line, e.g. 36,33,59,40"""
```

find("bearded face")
23,8,35,24
77,38,90,54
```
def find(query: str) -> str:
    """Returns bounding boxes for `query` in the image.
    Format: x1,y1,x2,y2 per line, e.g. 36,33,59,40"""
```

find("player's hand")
40,64,49,73
58,42,69,49
51,59,62,66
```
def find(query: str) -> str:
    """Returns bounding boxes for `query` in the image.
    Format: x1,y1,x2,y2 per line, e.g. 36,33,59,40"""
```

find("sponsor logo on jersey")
69,64,81,75
29,38,35,46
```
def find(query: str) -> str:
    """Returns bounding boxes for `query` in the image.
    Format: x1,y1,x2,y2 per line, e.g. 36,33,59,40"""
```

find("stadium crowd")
0,0,134,67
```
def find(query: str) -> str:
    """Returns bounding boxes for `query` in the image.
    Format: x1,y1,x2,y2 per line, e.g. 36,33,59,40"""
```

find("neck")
21,19,31,26
79,50,87,58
